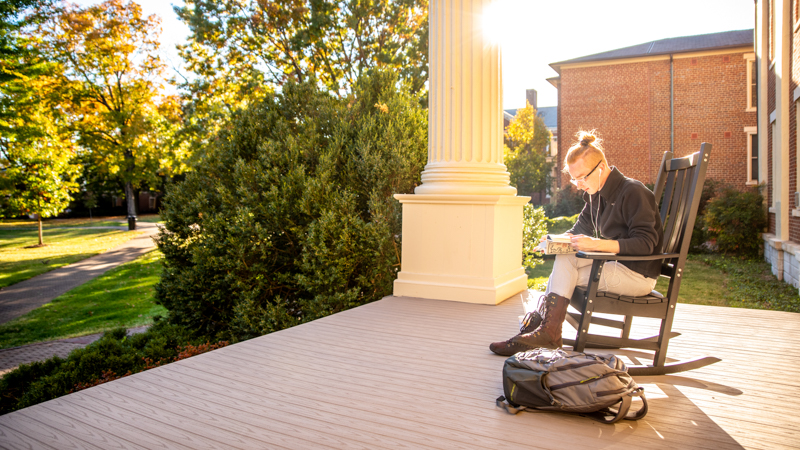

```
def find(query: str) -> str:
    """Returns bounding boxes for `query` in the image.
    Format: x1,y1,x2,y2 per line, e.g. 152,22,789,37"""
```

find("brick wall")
558,51,757,190
790,19,800,242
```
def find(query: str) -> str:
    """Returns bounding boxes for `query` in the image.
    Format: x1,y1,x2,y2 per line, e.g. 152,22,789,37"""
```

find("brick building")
548,30,756,192
756,0,800,288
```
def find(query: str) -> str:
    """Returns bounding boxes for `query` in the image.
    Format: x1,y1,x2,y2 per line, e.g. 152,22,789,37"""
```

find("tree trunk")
38,214,43,246
125,181,136,217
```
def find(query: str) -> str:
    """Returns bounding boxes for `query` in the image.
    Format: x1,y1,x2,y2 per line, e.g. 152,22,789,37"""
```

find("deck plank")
1,294,798,449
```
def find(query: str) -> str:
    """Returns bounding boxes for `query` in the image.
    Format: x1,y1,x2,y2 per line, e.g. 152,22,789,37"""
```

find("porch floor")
1,293,798,449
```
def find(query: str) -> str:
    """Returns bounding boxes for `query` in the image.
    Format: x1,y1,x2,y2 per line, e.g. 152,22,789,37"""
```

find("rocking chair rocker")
564,143,721,376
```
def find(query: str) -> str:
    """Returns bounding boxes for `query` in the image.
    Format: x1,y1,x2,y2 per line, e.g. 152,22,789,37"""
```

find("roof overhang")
549,44,754,75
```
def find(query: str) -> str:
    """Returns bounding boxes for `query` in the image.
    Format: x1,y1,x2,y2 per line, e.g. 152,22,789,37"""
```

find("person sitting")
490,130,665,356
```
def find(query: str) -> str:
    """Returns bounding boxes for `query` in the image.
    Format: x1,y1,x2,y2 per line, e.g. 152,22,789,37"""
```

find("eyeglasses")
569,160,602,186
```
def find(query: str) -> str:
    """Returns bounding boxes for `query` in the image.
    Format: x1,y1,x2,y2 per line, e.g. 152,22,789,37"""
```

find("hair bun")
579,133,596,147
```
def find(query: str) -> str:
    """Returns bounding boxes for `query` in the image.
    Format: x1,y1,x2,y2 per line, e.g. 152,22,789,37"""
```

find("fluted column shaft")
416,0,516,195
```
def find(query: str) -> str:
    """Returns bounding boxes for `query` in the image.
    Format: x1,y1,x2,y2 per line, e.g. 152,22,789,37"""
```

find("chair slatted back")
652,144,712,278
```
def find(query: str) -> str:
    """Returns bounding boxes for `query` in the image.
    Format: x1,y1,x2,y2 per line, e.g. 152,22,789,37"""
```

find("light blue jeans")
545,253,657,299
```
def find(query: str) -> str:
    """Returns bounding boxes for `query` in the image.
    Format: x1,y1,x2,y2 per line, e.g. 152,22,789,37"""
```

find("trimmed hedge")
155,72,427,341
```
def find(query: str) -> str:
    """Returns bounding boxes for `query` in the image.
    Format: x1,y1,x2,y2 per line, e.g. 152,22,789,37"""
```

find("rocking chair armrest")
575,251,681,261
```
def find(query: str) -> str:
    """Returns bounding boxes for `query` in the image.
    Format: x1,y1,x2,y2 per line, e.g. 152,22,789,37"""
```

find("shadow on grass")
0,250,167,349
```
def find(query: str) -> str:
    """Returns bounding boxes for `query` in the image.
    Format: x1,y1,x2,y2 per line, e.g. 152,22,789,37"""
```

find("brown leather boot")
511,292,570,349
488,297,545,356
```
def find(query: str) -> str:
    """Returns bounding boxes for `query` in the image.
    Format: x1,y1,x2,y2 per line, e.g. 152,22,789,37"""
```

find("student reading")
490,130,664,355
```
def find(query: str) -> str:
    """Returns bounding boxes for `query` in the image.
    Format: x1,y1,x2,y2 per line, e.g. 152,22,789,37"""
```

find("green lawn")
0,214,161,229
0,229,140,288
0,250,167,349
136,214,162,223
526,254,800,313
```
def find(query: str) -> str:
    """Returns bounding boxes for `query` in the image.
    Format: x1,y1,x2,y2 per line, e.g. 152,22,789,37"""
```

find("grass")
0,214,161,229
0,250,167,349
0,229,141,289
525,253,800,313
135,214,162,223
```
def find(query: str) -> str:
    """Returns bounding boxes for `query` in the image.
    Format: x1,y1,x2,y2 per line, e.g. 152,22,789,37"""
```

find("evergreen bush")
546,213,579,235
155,72,427,341
689,179,722,252
0,321,214,415
704,185,766,257
522,204,549,271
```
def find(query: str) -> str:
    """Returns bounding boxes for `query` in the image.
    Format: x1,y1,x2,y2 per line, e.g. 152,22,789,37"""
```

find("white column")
417,0,516,196
757,0,768,187
776,0,790,241
393,0,530,305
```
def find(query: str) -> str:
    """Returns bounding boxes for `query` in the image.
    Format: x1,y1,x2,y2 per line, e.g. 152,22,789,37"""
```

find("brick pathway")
0,326,149,377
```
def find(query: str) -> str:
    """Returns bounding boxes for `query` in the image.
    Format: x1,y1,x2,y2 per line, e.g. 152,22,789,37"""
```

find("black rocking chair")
563,143,721,376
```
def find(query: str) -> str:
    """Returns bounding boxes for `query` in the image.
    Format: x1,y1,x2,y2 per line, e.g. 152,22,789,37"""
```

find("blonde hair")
563,129,608,172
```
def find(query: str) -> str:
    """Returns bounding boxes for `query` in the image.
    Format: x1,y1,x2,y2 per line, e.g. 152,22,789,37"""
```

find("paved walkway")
0,222,160,324
0,223,160,376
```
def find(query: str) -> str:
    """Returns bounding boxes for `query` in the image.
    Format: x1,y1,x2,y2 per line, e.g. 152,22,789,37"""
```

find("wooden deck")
1,293,799,449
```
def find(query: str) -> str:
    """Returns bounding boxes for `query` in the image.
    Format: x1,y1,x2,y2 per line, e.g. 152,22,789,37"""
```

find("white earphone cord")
589,187,620,289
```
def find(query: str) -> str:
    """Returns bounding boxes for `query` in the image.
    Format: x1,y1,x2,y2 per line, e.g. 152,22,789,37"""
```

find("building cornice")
550,46,753,73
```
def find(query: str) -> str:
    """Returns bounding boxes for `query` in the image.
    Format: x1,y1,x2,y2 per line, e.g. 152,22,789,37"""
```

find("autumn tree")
0,107,80,245
0,0,81,245
0,63,81,246
504,101,552,198
36,0,185,218
174,0,428,155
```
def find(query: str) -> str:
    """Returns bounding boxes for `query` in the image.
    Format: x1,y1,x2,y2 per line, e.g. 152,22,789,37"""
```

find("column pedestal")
393,194,530,304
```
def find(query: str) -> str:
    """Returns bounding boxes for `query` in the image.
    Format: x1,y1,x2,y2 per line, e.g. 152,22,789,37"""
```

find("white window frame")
745,126,758,186
745,53,757,112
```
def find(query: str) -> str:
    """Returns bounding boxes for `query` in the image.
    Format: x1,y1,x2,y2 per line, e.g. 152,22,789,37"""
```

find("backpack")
496,348,648,424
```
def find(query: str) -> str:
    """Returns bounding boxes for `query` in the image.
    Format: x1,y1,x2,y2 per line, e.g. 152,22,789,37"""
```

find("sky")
75,0,756,109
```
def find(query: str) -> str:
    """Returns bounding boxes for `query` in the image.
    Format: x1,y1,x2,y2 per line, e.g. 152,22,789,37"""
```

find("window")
796,0,800,31
746,127,758,185
746,54,757,111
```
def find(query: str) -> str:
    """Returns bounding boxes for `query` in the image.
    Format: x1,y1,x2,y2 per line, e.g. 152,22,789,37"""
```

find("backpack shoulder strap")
591,388,648,424
496,395,526,414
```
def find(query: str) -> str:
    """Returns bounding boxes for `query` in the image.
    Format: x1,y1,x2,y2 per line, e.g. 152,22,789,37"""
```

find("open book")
535,233,618,256
536,233,575,255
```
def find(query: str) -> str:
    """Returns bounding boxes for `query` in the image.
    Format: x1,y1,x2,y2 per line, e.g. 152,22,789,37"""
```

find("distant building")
548,29,756,191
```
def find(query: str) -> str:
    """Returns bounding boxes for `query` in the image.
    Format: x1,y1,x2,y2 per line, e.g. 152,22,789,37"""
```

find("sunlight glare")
481,0,530,46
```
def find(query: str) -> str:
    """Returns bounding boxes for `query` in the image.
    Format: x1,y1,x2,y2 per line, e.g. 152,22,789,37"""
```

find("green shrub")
546,214,579,235
155,71,427,341
689,179,723,252
704,185,766,257
544,186,584,218
522,204,549,272
0,321,216,415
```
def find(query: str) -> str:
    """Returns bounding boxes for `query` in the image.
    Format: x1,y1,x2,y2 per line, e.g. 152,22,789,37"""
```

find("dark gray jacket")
567,167,664,279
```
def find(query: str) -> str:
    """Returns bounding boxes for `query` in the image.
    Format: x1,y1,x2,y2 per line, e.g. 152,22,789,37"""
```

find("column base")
392,193,530,305
394,269,528,305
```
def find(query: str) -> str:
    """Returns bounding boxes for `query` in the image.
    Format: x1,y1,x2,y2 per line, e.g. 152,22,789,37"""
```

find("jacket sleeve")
616,186,660,256
566,192,594,236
